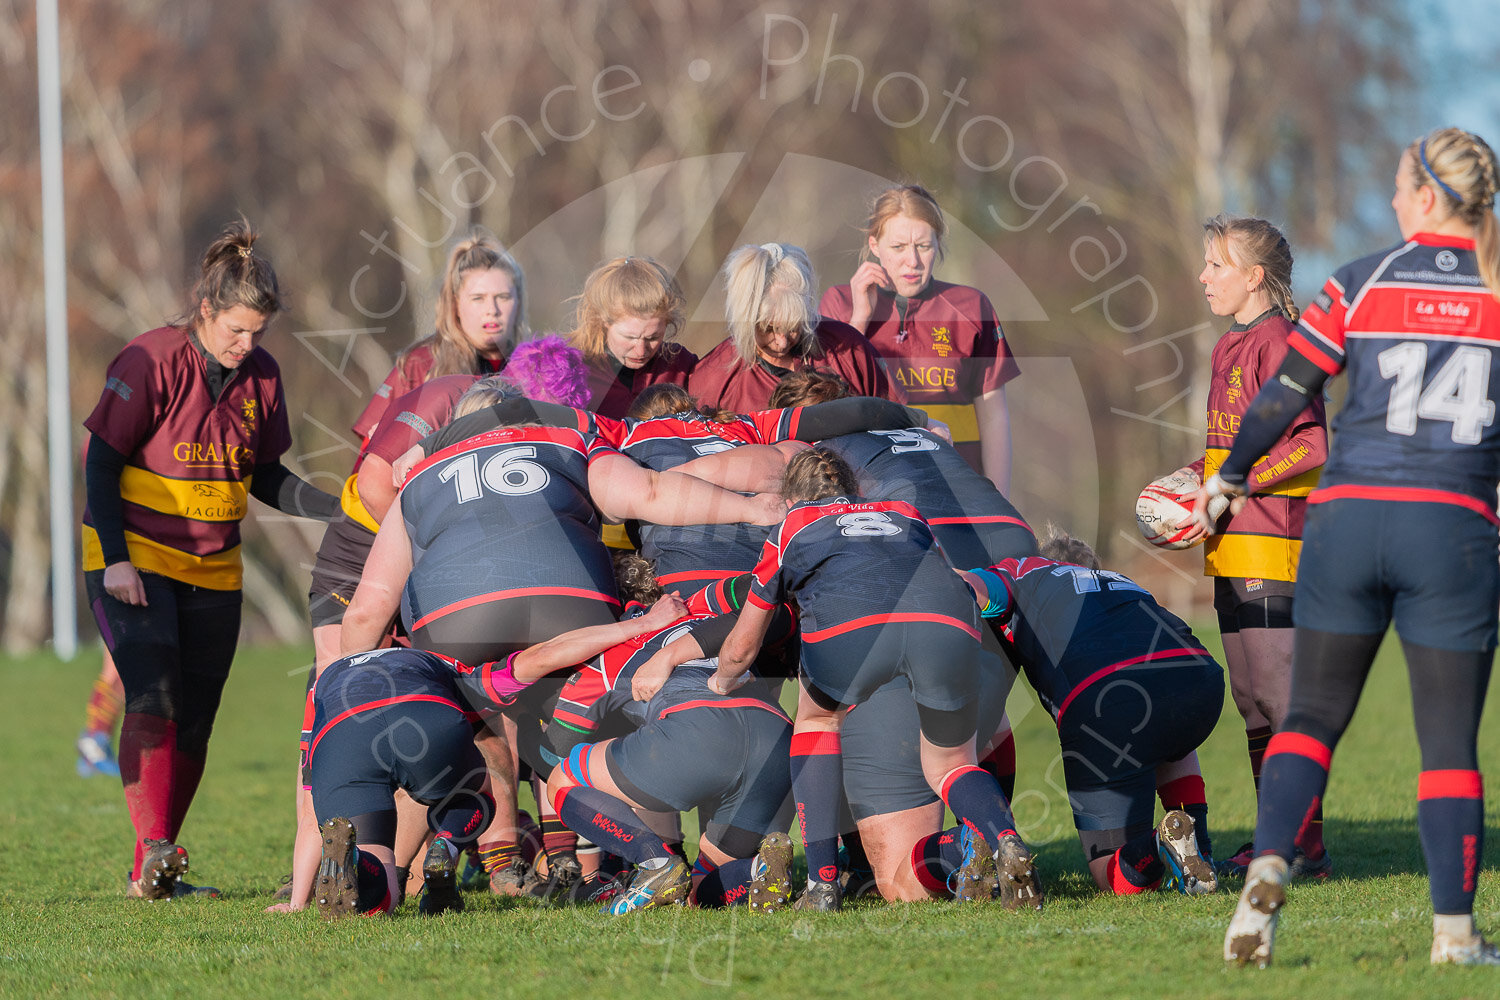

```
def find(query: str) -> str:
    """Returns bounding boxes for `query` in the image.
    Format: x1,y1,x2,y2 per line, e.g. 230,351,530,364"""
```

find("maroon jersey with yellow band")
1192,309,1327,581
820,280,1019,469
82,325,291,589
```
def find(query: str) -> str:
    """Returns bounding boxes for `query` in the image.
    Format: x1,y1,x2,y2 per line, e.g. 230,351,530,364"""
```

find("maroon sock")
167,750,206,842
979,731,1017,803
1246,725,1273,797
119,714,177,879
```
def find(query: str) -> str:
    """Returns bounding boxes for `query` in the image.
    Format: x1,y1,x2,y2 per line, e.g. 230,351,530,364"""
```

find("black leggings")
1283,627,1492,770
86,570,240,759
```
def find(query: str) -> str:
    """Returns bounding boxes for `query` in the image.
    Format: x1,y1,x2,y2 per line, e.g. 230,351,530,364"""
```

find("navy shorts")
842,657,1010,822
607,705,793,858
309,697,486,828
801,619,984,714
1058,658,1223,860
1294,499,1499,652
410,595,617,666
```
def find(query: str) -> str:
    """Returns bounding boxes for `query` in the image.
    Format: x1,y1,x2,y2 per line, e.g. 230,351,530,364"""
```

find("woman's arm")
708,601,775,695
86,436,147,606
589,453,785,526
508,593,689,682
249,463,340,520
340,506,413,655
671,444,790,494
973,387,1012,497
355,454,400,523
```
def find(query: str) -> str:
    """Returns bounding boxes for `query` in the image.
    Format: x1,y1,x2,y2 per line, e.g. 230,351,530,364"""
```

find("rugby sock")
84,676,124,735
1158,774,1213,859
1253,732,1332,860
539,816,578,861
166,749,205,842
910,828,964,896
517,810,542,865
790,731,843,885
553,784,665,863
1296,803,1327,861
693,856,755,908
429,793,493,851
1106,837,1162,895
1246,725,1273,796
980,731,1017,802
840,829,874,885
478,840,519,875
940,765,1017,852
119,713,176,878
355,850,393,914
1417,770,1484,915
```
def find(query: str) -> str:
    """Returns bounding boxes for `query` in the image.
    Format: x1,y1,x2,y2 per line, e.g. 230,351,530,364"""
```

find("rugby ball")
1135,470,1229,550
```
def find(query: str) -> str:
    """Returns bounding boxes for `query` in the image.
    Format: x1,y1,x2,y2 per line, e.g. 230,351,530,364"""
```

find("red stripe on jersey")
1288,330,1342,375
1053,647,1210,722
1309,484,1500,526
927,514,1031,528
657,698,792,724
988,556,1057,580
789,730,842,756
411,587,619,631
550,707,596,731
751,406,794,443
622,416,761,448
1263,731,1333,770
1417,769,1484,801
309,694,467,760
658,569,738,586
410,425,590,480
801,612,980,643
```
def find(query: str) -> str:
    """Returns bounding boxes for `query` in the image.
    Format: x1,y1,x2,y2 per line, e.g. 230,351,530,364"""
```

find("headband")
760,242,785,264
1419,139,1465,204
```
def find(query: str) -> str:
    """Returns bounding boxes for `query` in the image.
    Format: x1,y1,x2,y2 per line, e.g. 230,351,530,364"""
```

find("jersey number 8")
837,511,901,536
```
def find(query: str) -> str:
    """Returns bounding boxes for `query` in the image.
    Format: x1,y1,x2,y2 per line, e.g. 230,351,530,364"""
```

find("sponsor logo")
172,441,255,470
592,812,634,843
817,864,839,883
1245,578,1263,591
105,376,133,401
1405,292,1481,332
930,325,954,358
893,365,958,390
185,482,244,520
1436,250,1459,273
1313,290,1334,315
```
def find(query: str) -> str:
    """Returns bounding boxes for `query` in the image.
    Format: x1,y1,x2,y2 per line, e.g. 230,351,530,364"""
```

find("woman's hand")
846,261,893,330
637,592,689,632
746,492,790,526
391,444,425,487
1186,475,1246,534
924,416,952,443
631,647,676,703
707,667,750,696
104,561,148,606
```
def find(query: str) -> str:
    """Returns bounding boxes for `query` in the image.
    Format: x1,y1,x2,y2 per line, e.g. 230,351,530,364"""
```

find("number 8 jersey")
1291,233,1500,514
398,425,620,635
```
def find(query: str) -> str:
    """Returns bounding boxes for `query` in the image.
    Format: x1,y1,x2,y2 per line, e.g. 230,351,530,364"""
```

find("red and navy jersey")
817,427,1032,563
748,497,979,643
549,611,787,751
82,326,292,589
309,647,479,763
398,425,621,635
1289,233,1500,518
978,557,1211,723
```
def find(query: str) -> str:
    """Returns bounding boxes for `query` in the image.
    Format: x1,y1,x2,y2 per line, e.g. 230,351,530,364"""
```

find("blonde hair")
568,256,685,364
453,375,524,419
1203,215,1299,322
721,243,821,364
1407,126,1500,298
781,447,858,503
400,230,527,380
1037,525,1100,569
860,184,947,262
183,218,284,326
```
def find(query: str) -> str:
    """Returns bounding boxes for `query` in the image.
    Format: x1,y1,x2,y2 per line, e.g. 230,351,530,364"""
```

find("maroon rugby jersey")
688,319,901,414
82,325,291,589
581,344,698,420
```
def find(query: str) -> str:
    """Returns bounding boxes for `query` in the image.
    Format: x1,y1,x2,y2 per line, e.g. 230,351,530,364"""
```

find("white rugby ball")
1135,470,1229,550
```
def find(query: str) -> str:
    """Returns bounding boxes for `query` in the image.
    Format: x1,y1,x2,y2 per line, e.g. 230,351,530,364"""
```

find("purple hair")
501,334,591,407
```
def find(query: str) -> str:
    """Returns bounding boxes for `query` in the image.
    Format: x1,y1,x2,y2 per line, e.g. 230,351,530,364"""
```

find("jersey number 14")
1378,341,1496,445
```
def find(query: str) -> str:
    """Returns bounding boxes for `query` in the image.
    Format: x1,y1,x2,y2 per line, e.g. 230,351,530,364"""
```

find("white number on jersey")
1049,564,1147,596
1379,341,1495,444
437,446,551,504
870,428,939,455
837,511,902,536
691,439,737,456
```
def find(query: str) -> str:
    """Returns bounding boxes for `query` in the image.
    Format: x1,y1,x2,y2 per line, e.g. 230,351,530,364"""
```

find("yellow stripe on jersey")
601,522,634,551
1204,448,1320,497
340,474,382,534
913,403,980,443
119,466,249,522
1204,534,1302,582
81,525,243,590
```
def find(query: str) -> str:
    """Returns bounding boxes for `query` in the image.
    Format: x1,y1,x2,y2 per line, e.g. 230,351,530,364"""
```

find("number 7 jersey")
1290,232,1500,517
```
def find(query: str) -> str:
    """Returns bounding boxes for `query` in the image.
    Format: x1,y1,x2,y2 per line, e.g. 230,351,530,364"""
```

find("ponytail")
185,218,283,325
781,447,858,504
1407,127,1500,299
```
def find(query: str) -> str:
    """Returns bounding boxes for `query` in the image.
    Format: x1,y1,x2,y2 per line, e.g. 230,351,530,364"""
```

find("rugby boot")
529,852,582,902
77,730,120,778
1157,809,1218,895
489,856,531,897
418,837,464,916
129,838,189,900
1432,930,1500,965
605,857,691,915
1288,847,1333,881
748,832,795,913
994,833,1043,912
950,825,999,902
1223,855,1288,967
315,818,360,919
792,878,842,912
1218,841,1254,880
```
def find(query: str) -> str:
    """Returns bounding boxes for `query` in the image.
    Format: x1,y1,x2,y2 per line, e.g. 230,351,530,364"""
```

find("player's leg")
789,678,848,909
696,709,794,910
77,648,125,777
400,704,495,916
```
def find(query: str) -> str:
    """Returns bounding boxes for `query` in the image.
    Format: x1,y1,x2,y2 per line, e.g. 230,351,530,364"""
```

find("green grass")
2,633,1498,999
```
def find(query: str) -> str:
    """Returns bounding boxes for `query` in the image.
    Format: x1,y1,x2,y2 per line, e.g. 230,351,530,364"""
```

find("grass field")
2,633,1497,1000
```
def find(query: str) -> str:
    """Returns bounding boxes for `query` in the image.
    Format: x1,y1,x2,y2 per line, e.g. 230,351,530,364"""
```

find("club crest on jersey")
930,326,954,358
240,399,258,435
1436,250,1459,273
1226,365,1243,404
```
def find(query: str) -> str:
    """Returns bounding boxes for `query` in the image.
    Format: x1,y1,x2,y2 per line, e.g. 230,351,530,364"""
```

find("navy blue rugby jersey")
398,425,620,634
1289,233,1500,519
309,647,477,758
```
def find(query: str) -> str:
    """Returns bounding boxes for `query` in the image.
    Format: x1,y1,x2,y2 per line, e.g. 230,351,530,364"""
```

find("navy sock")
554,785,665,864
694,856,756,907
790,731,844,884
910,827,964,896
355,851,391,913
940,766,1016,851
1418,769,1484,914
428,791,493,852
1254,732,1331,859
